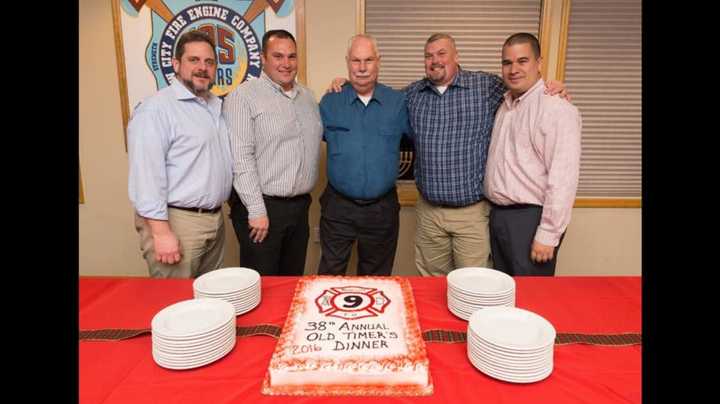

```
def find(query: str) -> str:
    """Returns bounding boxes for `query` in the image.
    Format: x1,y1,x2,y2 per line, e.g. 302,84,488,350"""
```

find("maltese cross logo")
314,286,391,320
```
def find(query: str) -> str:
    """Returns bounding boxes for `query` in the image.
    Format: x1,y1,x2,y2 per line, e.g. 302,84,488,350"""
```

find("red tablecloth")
79,276,641,403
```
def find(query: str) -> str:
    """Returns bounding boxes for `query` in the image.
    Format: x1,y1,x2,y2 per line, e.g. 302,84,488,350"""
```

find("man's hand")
145,219,182,265
153,231,182,264
544,79,571,102
530,241,555,264
249,215,270,243
326,77,347,93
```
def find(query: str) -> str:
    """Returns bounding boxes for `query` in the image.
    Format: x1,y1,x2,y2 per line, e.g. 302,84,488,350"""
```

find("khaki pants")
414,196,492,276
135,208,225,278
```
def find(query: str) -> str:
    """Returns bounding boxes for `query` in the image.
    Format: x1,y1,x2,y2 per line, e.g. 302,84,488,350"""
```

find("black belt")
349,197,383,206
491,203,542,210
429,198,484,209
168,205,222,214
263,194,309,201
330,185,394,206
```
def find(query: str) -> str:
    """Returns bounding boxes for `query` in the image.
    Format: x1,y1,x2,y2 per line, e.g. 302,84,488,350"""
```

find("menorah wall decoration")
398,150,414,179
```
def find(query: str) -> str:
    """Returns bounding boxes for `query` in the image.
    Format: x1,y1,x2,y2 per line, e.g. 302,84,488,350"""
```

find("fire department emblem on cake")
315,286,391,320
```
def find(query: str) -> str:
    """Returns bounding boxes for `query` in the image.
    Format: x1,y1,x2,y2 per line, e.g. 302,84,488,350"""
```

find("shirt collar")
261,71,298,99
171,79,219,107
503,78,545,108
345,83,384,106
171,79,198,101
420,68,470,93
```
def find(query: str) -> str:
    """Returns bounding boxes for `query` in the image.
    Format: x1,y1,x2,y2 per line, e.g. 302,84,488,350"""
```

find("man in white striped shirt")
223,29,323,276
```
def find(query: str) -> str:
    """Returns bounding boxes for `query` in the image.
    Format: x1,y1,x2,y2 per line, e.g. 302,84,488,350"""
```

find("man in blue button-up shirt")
317,34,411,276
128,31,233,278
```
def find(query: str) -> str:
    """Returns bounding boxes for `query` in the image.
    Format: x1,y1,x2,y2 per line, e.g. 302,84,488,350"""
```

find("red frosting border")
262,275,433,396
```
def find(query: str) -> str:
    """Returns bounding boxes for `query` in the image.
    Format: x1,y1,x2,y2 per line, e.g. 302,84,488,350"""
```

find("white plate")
153,339,236,370
468,345,552,370
193,267,260,295
153,322,236,350
469,355,551,375
196,296,260,305
152,317,234,344
448,295,514,310
196,288,261,301
195,288,260,300
468,333,553,360
193,288,260,299
153,332,236,359
448,300,514,323
448,303,473,320
154,337,235,361
469,353,552,376
153,333,236,360
448,287,514,302
469,354,553,383
468,333,552,358
447,267,515,296
468,326,552,354
151,298,235,338
470,332,553,356
448,285,515,300
469,306,556,351
233,297,261,315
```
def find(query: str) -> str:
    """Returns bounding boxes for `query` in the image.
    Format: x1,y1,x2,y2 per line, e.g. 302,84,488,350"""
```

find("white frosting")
267,277,431,393
271,366,429,387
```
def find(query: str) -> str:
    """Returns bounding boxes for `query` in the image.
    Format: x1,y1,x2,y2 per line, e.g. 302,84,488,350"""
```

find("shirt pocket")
509,127,539,164
379,125,402,151
325,124,350,132
324,123,350,156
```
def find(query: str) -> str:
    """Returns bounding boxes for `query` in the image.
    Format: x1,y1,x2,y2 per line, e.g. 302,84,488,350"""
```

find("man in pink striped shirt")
484,33,582,276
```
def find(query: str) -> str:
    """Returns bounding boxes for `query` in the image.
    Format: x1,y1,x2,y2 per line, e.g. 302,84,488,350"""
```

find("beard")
427,65,447,84
181,72,214,97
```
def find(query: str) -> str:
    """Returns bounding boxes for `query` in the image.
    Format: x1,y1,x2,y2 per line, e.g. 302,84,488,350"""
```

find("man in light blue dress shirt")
127,31,233,278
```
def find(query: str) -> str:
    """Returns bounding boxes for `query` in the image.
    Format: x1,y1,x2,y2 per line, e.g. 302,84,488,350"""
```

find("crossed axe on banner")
128,0,285,24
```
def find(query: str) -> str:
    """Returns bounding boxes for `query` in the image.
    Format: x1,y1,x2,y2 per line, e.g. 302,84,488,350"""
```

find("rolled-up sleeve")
127,105,171,220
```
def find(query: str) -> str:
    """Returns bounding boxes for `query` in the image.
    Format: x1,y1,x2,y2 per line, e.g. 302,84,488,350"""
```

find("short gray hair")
425,33,456,49
346,34,380,58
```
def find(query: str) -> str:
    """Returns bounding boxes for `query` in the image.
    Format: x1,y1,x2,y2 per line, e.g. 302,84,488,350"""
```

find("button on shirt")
320,83,410,200
405,69,506,206
127,80,234,220
484,79,582,246
223,72,323,219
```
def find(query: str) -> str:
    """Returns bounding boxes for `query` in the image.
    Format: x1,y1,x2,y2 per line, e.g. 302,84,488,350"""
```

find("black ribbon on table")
79,325,641,346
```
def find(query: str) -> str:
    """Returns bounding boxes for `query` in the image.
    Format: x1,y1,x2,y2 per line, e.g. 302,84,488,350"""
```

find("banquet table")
79,275,641,403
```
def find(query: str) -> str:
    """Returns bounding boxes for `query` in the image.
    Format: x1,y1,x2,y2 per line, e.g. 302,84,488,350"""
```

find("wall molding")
296,0,307,85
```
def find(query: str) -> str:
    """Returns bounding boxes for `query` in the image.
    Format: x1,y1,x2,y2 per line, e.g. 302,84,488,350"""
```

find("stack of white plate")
151,298,237,370
467,306,555,383
193,267,261,315
446,267,516,320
